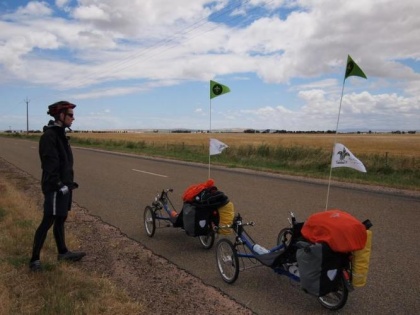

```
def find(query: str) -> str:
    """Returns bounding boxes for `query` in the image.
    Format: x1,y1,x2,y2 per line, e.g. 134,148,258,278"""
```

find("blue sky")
0,0,419,132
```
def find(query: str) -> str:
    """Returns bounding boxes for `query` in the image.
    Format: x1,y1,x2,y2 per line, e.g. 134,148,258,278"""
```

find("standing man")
29,101,86,271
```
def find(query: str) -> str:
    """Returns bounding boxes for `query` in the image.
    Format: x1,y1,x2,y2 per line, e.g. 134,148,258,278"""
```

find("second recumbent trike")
143,181,234,249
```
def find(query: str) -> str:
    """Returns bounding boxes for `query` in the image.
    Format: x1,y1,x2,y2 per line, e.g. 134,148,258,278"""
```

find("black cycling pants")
30,214,68,262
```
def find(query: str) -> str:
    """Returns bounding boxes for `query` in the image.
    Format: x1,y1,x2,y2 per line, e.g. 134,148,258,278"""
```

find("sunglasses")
66,113,74,118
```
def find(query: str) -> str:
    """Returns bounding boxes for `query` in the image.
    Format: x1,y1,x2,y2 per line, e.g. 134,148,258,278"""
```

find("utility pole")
25,97,30,134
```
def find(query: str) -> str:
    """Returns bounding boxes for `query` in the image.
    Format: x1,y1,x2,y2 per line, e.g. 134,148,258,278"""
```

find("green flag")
210,80,230,99
345,55,367,80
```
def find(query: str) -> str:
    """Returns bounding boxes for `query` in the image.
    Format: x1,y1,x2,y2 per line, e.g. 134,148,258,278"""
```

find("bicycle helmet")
47,101,76,116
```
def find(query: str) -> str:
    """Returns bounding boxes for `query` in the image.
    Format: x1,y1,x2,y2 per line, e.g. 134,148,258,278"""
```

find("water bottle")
252,244,269,255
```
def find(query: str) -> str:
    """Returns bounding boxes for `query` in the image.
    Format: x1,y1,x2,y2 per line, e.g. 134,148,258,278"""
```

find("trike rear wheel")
317,276,348,310
216,239,239,284
198,230,215,249
144,206,156,237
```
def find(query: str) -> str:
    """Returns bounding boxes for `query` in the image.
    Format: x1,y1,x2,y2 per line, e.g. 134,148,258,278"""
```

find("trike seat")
254,246,288,267
172,211,184,228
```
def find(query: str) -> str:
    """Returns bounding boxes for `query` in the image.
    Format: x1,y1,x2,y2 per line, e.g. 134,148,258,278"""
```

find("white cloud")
73,4,110,21
2,0,420,88
55,0,71,8
225,87,420,131
13,1,53,18
0,0,419,131
74,86,147,99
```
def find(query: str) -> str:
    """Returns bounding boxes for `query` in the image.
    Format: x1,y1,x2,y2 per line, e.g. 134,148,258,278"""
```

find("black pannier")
182,203,213,236
296,242,346,297
182,186,229,236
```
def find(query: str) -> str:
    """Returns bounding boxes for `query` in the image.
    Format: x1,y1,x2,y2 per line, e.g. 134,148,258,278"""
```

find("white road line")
132,169,168,178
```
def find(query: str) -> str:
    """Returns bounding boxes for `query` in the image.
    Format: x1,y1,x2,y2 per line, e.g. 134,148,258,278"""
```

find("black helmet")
47,101,76,116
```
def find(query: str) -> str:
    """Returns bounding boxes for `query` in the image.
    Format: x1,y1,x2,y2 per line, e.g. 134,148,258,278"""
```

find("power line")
63,0,259,90
3,1,277,108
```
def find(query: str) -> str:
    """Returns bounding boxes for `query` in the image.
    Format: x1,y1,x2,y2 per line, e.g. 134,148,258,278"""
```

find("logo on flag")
331,143,366,173
210,80,230,99
209,138,228,155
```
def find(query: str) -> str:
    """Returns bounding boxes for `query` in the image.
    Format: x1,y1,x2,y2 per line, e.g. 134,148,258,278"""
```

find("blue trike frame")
215,212,352,310
144,188,217,249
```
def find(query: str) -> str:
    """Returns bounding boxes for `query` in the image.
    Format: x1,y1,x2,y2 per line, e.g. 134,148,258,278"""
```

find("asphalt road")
1,137,419,315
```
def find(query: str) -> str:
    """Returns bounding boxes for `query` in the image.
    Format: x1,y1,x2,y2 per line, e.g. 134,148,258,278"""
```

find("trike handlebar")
215,213,255,232
152,188,174,206
217,221,255,229
160,188,173,199
238,221,255,227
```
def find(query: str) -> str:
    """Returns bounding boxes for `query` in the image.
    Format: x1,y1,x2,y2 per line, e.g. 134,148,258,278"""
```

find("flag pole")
208,99,212,179
326,55,367,210
208,80,231,179
326,77,346,210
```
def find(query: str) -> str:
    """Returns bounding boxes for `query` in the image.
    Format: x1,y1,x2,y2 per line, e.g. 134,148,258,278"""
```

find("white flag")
331,143,366,173
209,138,228,155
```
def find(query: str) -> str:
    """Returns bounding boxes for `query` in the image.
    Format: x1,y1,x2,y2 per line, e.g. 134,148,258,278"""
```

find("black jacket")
39,121,74,194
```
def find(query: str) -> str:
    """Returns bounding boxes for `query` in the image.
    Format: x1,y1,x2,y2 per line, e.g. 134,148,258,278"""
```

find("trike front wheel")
317,276,348,310
216,239,239,284
144,206,156,237
198,230,215,249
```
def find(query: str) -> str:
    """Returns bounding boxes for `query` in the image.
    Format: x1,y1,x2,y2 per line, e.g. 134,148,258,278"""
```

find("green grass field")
70,132,420,157
2,132,419,191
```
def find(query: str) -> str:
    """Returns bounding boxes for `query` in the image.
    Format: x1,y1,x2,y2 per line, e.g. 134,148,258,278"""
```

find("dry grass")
0,174,143,315
6,132,419,190
71,132,420,157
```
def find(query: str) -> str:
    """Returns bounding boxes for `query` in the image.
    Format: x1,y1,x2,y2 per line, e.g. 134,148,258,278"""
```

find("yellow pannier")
352,230,373,287
218,201,234,235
